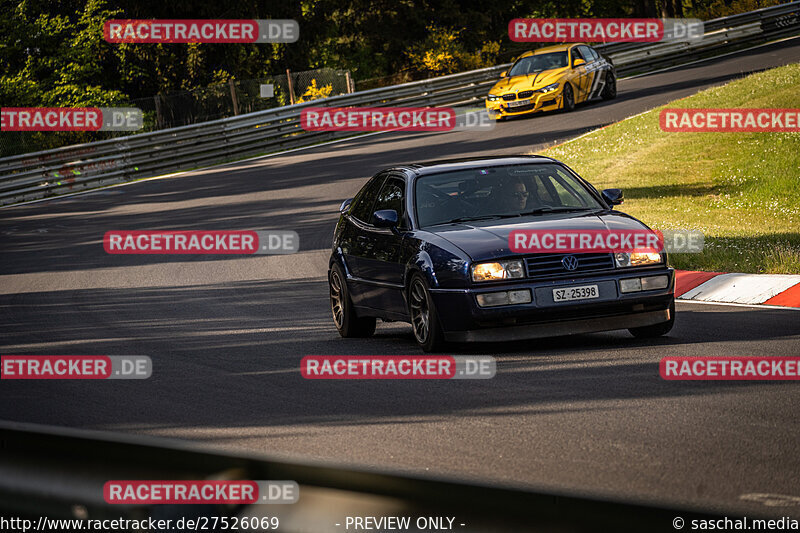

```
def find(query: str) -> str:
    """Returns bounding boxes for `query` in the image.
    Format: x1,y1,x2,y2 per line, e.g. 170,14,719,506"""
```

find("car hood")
431,211,648,261
490,68,568,95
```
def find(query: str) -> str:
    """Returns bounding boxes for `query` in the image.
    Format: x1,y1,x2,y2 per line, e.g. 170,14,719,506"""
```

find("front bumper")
430,268,675,342
485,88,562,118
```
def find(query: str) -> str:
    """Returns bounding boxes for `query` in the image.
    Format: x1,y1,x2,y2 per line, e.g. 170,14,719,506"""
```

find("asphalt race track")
2,38,800,519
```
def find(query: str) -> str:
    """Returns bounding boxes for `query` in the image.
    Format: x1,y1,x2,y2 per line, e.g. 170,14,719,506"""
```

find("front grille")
502,93,517,101
505,103,536,113
525,253,614,279
517,90,534,98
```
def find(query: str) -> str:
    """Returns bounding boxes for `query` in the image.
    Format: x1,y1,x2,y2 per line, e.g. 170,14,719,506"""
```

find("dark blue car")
328,156,675,352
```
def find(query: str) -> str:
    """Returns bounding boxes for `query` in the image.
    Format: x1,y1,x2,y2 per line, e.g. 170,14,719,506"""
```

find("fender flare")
405,251,438,289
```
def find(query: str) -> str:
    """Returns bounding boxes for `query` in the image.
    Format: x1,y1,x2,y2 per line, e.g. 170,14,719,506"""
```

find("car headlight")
487,94,500,101
614,252,663,268
535,83,559,93
471,260,525,282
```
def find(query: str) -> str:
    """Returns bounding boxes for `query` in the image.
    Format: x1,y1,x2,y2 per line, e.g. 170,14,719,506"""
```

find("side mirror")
573,58,586,67
339,198,353,214
602,188,624,207
372,209,399,230
500,70,508,78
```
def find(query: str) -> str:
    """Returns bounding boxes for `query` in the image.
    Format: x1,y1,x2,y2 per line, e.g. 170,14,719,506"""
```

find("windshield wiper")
439,214,521,224
519,207,599,216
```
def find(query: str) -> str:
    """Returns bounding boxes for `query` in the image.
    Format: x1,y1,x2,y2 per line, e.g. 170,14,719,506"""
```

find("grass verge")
540,63,800,274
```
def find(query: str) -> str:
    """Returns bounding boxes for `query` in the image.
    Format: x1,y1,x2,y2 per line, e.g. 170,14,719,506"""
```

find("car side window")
372,177,407,228
350,174,387,224
578,45,595,63
571,47,585,65
542,170,598,207
545,177,585,207
585,46,600,62
529,177,558,205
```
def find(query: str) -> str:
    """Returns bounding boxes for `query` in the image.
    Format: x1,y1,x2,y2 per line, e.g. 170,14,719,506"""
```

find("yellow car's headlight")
487,94,500,101
535,83,559,93
472,260,525,282
614,252,663,268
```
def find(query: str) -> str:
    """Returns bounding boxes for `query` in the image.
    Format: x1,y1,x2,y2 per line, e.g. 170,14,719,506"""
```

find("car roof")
517,43,583,58
391,155,559,176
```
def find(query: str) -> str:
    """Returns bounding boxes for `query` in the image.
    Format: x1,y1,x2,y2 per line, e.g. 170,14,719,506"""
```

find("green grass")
540,63,800,274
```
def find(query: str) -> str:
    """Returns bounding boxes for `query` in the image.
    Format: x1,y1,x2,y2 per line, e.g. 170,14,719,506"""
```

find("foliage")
0,0,782,126
296,79,334,103
406,26,500,76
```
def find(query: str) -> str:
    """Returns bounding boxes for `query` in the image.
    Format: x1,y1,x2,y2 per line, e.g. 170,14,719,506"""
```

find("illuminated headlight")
471,260,524,282
535,83,559,93
487,94,500,101
614,252,663,268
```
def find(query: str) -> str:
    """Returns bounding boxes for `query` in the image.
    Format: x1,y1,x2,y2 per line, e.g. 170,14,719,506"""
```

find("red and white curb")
675,270,800,308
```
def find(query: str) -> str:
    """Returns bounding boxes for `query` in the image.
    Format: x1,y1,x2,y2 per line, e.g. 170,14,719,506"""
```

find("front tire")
408,274,446,352
629,301,675,338
561,83,575,112
329,263,376,338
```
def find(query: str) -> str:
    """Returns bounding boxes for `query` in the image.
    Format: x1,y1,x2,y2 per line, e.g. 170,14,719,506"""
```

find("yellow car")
486,43,616,120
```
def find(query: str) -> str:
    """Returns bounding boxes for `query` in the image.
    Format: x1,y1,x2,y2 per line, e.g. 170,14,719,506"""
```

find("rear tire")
329,263,376,338
629,301,675,338
601,71,617,100
561,83,575,112
407,274,446,353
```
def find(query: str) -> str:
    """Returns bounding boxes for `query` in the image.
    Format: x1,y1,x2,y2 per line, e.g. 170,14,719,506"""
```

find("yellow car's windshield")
508,52,568,76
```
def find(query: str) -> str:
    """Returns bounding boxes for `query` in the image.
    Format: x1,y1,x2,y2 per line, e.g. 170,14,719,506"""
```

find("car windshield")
508,52,568,76
414,163,604,228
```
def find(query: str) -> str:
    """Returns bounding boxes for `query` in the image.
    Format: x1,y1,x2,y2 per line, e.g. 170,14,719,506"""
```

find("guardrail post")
154,95,164,130
286,69,296,105
229,79,240,116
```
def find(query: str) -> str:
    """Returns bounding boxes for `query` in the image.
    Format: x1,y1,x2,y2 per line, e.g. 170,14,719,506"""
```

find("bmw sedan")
328,156,674,352
485,43,616,120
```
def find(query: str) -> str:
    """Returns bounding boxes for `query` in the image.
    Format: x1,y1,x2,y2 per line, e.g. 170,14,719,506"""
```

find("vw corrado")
485,43,616,120
328,156,674,351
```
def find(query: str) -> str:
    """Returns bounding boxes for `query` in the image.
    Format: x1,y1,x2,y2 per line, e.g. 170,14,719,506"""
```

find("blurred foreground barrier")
0,420,732,532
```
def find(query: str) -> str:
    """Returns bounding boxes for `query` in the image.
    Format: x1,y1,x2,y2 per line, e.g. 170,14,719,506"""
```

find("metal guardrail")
1,2,798,207
0,421,733,532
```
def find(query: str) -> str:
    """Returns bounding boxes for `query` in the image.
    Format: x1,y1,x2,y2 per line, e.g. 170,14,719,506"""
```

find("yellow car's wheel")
601,71,617,100
561,83,575,112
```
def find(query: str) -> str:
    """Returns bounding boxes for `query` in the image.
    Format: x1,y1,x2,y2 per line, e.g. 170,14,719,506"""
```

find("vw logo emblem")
562,255,579,271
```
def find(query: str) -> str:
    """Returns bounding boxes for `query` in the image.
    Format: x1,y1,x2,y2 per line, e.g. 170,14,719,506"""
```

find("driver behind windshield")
493,178,530,212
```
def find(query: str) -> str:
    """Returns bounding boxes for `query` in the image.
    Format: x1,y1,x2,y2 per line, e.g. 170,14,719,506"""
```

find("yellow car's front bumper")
485,87,563,119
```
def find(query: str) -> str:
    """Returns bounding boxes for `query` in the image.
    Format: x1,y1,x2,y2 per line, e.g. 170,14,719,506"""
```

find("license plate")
553,285,599,302
506,99,531,108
